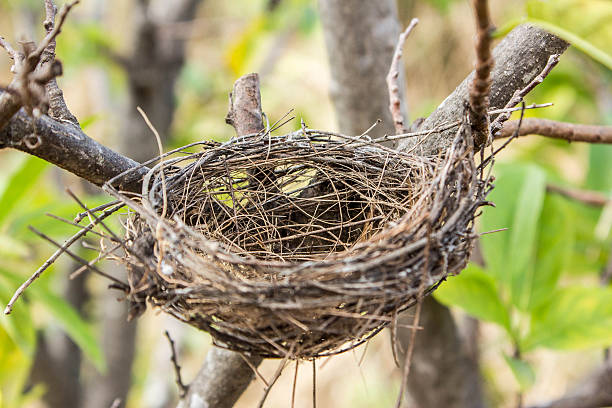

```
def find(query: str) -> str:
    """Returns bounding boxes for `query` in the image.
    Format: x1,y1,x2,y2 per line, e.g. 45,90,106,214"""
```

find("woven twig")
85,120,492,358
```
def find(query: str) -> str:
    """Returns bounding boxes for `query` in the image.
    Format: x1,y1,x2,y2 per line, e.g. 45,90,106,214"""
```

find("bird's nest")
99,123,491,359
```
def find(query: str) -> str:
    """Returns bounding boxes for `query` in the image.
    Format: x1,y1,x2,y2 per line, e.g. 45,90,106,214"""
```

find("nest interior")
105,125,490,358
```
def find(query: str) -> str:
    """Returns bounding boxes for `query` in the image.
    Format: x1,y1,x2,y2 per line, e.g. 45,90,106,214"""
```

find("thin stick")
468,0,494,147
256,353,290,408
312,359,317,408
386,18,419,134
394,225,431,408
137,106,168,218
291,361,299,408
546,184,611,207
497,118,612,144
28,225,128,289
4,203,123,314
490,54,560,135
164,330,188,398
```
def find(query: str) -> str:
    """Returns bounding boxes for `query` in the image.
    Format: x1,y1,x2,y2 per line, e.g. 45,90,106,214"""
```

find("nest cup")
108,125,489,358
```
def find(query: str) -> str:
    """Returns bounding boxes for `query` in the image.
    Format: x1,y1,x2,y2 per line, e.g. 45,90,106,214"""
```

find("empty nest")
102,123,491,358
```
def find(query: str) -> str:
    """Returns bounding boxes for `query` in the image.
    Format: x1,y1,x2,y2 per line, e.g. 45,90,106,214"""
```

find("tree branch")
386,18,418,135
400,24,569,155
178,73,265,408
468,0,494,147
0,106,146,193
319,0,407,143
498,118,612,144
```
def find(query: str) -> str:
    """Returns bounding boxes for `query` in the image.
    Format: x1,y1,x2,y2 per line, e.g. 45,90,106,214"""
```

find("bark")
318,0,407,142
178,349,263,408
0,107,146,192
178,74,265,408
318,2,485,408
399,24,569,156
398,297,485,408
84,2,203,408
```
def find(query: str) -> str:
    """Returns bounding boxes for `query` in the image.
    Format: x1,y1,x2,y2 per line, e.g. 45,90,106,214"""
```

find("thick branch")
179,73,265,408
319,0,407,142
0,105,146,193
498,118,612,144
400,24,569,155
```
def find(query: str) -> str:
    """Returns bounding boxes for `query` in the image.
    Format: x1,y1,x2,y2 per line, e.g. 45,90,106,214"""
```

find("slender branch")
546,184,610,207
497,118,612,144
399,24,569,155
468,0,494,147
386,18,418,135
490,54,560,136
178,73,265,408
165,330,188,398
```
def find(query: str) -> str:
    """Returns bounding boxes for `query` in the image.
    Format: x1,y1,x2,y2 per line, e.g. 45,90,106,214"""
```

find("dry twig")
165,330,189,398
468,0,494,147
490,54,560,136
498,118,612,144
386,18,418,134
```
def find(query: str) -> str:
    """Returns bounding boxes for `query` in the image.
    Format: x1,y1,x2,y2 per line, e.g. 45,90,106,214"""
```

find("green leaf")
434,264,510,331
0,279,36,356
525,194,574,310
0,268,105,372
522,286,612,351
503,354,536,391
0,156,48,227
586,145,612,192
36,290,106,373
480,164,547,310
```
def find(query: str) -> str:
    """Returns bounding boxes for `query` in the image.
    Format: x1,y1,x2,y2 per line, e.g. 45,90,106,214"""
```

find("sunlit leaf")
0,279,36,356
525,195,574,310
435,264,510,331
0,268,105,372
0,156,48,227
522,286,612,351
480,164,547,310
504,354,536,391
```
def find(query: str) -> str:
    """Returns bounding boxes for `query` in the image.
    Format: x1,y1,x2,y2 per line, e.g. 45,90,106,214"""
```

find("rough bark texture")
0,106,146,192
178,73,265,408
119,0,203,160
399,24,569,155
318,0,407,142
84,2,204,407
317,3,485,408
398,297,485,408
179,349,264,408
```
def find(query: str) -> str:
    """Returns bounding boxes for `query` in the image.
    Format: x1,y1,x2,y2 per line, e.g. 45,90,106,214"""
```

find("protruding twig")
165,330,189,398
256,353,291,408
546,184,611,207
0,0,79,129
490,54,560,136
497,118,612,144
4,203,124,315
386,18,418,135
468,0,495,147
